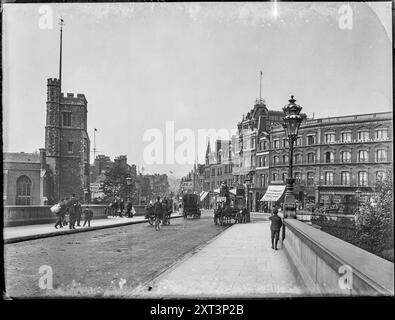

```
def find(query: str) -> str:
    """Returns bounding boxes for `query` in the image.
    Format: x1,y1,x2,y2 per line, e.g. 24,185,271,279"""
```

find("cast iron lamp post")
282,95,303,218
244,172,253,222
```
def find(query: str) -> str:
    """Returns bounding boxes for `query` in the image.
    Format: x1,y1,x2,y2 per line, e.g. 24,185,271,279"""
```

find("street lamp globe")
282,96,303,139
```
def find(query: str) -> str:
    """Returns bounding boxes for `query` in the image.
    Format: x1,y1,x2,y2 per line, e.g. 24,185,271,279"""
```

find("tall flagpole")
59,18,64,90
259,70,263,101
58,17,64,200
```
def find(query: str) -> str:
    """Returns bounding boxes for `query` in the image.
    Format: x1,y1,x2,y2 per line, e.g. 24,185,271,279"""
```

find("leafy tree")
355,169,393,259
102,164,135,202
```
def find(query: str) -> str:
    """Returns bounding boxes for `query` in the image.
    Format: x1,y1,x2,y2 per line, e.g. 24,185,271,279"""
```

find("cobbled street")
4,210,228,297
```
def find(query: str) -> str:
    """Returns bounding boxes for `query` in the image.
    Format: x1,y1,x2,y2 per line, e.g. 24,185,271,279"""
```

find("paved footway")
129,221,306,298
4,215,182,243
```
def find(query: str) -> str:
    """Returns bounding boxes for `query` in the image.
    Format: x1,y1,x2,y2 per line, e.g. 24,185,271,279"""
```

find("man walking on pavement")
54,198,66,229
269,208,283,250
83,206,93,227
75,200,82,227
68,193,78,229
154,197,162,231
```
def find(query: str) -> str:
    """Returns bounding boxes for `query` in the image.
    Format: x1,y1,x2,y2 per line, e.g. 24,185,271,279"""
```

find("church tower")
44,18,91,203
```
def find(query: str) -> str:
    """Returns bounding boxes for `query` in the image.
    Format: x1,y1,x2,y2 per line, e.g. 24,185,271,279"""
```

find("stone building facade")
199,96,392,213
45,78,91,202
269,112,393,212
3,151,51,205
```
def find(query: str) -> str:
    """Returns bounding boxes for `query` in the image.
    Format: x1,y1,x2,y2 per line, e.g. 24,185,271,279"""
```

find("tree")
102,164,135,202
355,169,393,259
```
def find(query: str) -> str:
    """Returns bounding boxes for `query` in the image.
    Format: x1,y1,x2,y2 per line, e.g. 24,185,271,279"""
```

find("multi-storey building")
232,98,288,211
201,95,392,212
269,111,392,212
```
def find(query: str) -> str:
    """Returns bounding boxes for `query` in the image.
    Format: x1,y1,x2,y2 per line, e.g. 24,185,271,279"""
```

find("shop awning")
260,185,286,202
229,188,237,195
213,188,221,194
200,191,209,201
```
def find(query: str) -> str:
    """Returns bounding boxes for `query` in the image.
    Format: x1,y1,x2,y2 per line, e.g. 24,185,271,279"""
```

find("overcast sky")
3,2,392,177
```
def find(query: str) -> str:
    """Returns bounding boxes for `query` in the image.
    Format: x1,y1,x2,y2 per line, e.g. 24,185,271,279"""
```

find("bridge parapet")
283,219,394,296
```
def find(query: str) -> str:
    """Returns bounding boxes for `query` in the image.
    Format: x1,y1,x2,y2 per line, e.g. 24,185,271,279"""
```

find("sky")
2,2,392,177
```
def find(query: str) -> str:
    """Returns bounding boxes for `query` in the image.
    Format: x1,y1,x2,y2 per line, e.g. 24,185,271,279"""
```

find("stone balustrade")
3,205,108,227
283,219,394,295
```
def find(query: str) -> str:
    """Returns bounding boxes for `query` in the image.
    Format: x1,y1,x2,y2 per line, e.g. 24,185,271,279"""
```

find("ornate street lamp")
282,95,303,218
244,172,253,222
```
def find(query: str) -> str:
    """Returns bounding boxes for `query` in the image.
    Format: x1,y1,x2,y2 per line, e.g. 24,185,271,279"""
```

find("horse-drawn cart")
182,194,201,219
213,183,245,225
145,199,173,225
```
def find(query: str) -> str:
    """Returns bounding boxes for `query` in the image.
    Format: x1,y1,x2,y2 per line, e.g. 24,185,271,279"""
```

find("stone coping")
284,219,394,295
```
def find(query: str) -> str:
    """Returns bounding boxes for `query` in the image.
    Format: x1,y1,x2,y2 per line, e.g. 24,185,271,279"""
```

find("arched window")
16,175,32,205
282,155,289,164
273,156,279,166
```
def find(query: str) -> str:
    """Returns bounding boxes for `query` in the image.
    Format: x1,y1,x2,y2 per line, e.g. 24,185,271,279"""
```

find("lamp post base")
284,178,297,219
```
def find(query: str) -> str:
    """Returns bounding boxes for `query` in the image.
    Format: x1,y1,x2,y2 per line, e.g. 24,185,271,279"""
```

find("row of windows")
207,164,233,177
271,149,388,166
270,171,386,186
268,128,389,149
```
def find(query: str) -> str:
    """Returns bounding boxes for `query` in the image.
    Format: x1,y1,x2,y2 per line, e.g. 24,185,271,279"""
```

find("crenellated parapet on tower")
45,77,91,202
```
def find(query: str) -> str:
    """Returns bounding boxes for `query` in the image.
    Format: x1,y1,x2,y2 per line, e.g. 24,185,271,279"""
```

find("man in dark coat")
83,206,94,227
67,194,78,229
75,200,82,226
269,208,283,250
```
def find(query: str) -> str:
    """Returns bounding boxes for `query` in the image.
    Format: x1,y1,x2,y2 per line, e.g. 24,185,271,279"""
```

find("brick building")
45,78,91,202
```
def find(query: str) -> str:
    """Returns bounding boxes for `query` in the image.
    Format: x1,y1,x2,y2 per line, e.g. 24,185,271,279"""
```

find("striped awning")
200,191,209,201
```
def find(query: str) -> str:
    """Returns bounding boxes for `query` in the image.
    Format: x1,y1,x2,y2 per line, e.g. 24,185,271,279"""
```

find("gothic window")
62,112,72,127
16,175,31,205
67,142,73,153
